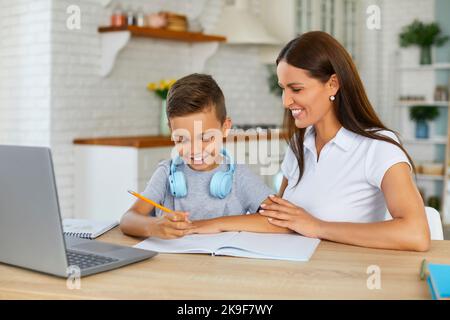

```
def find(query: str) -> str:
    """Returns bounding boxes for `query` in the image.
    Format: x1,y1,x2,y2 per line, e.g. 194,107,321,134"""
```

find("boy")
120,74,287,239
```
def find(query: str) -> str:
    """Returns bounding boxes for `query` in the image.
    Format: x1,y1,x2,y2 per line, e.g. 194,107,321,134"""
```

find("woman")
189,31,430,252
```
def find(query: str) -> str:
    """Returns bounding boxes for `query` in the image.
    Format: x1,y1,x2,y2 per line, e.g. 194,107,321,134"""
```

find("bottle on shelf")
136,7,146,27
126,6,136,26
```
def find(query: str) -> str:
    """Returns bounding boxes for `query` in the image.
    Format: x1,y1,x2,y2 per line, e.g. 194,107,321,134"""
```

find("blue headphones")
168,148,235,199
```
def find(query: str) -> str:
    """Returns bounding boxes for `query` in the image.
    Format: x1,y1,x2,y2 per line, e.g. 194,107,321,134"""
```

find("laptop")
0,145,157,278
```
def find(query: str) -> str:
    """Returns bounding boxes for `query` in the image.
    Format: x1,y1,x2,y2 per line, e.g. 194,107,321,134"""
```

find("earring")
329,95,336,101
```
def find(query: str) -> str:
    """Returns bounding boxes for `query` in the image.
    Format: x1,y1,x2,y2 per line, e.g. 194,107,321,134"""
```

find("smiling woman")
188,31,431,252
263,31,431,251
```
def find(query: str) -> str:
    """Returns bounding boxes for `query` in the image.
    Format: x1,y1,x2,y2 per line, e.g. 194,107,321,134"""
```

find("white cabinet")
74,138,286,220
74,145,172,221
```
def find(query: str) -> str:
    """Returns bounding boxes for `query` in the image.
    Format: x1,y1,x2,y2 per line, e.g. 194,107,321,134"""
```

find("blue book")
428,263,450,300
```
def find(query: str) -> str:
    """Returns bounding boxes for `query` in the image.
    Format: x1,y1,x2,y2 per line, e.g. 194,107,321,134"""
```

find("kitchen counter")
73,130,286,148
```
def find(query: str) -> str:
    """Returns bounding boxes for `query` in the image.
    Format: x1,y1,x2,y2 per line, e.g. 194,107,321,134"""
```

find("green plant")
427,196,441,211
267,65,282,97
409,105,440,122
399,20,448,48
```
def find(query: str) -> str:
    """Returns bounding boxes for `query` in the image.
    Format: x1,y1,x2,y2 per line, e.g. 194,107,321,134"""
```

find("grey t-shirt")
141,159,273,220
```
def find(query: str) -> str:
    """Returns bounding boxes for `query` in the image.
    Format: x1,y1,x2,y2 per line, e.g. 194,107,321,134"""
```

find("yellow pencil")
127,190,173,214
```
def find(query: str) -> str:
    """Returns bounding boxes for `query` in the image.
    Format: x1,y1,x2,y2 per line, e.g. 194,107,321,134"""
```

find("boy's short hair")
166,73,227,123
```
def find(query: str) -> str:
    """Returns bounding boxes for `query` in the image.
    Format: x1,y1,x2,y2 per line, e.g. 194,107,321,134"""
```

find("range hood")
212,0,281,45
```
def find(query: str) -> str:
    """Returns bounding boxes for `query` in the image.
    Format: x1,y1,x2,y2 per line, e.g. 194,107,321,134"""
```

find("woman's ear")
328,74,340,95
222,117,232,137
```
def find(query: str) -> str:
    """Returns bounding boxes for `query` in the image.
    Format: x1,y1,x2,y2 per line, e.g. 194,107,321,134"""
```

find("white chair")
385,206,444,240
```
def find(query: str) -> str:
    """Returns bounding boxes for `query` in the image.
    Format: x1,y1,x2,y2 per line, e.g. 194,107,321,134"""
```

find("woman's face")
276,60,337,128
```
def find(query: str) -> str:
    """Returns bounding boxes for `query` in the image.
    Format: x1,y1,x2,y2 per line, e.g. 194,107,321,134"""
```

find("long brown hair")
277,31,415,185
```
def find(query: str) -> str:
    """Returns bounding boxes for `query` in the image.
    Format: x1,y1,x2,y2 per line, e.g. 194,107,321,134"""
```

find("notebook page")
215,232,320,261
134,232,239,254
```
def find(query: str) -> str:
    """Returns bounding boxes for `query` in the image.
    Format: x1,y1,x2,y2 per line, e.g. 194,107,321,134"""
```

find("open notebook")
134,232,320,262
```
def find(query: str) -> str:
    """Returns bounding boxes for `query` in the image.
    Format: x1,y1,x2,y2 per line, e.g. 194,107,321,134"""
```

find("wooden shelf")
416,174,445,181
398,100,449,107
403,137,448,145
73,130,286,148
98,26,226,77
98,26,226,43
396,63,450,71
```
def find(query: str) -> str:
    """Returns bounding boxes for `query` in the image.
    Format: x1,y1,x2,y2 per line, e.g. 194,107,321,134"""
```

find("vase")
415,119,429,139
159,99,170,136
420,46,432,65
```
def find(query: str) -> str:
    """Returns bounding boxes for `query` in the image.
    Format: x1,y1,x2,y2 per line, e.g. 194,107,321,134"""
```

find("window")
294,0,360,61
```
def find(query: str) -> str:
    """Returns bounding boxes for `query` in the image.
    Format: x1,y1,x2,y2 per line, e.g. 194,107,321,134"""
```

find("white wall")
0,0,52,146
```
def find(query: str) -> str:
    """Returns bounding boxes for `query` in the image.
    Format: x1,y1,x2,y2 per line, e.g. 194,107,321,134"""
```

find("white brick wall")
0,0,52,146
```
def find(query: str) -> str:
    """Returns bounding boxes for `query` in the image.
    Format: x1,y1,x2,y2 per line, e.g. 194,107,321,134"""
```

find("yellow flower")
159,80,167,90
147,82,157,91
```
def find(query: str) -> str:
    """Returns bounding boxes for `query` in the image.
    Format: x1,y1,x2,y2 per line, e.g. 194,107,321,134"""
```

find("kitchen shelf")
398,100,449,107
98,26,227,43
98,26,226,77
396,63,450,71
73,130,286,148
403,137,448,145
416,174,445,181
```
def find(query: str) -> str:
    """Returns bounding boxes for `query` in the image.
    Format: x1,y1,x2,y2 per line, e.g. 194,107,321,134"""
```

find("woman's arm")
188,178,291,234
261,163,431,251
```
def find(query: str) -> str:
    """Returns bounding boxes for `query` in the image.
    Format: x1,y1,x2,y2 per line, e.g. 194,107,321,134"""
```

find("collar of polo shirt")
303,125,359,154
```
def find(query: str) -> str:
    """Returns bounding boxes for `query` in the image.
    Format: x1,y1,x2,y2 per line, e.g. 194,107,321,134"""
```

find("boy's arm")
189,178,291,234
120,200,156,237
120,200,193,238
119,163,193,239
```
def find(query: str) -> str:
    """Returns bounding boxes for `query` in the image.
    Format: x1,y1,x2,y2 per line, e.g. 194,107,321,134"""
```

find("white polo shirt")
281,126,411,223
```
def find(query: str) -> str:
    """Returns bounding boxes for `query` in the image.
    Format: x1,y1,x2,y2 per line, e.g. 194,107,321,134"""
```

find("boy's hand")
186,218,222,235
150,211,193,239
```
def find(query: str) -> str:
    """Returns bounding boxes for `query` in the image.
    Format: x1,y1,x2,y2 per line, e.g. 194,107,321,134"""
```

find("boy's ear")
222,117,232,137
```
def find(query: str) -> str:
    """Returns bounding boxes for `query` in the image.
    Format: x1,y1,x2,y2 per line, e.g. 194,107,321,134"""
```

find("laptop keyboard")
67,250,119,270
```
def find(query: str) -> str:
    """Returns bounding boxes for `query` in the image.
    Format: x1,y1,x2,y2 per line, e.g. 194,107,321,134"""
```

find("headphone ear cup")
210,172,232,199
170,171,187,198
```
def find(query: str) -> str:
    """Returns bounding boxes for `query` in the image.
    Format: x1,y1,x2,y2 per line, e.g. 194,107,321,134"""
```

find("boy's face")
169,106,232,171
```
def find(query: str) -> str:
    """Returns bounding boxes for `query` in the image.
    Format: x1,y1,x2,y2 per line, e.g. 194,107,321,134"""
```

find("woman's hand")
186,218,223,235
259,195,323,238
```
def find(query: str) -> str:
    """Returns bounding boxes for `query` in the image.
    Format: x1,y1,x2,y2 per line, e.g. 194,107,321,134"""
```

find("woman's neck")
313,111,342,155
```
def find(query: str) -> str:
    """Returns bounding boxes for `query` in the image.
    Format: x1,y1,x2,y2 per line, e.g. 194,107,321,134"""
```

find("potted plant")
427,196,441,211
409,105,440,139
267,65,282,97
399,19,449,65
147,79,176,136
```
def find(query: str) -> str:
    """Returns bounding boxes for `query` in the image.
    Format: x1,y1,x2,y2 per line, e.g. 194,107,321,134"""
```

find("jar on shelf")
111,4,126,27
